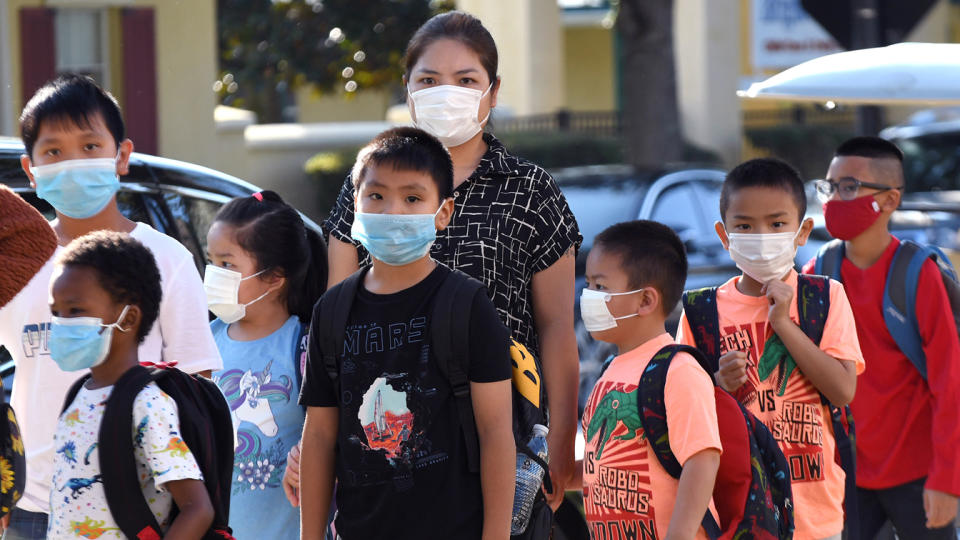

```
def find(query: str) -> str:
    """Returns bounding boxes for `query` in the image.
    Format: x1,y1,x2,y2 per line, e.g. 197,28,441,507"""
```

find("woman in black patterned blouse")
297,11,582,531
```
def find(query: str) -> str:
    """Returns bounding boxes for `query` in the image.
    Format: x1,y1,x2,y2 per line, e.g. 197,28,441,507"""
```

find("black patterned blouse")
324,133,582,359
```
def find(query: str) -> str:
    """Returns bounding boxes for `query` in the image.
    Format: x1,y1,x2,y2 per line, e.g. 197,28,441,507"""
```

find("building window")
54,9,109,84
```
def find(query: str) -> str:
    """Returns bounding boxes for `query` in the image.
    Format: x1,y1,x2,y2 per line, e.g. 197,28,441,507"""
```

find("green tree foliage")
217,0,452,122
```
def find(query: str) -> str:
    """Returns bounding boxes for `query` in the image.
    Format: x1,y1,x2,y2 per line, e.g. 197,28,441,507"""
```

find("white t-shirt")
48,381,203,538
0,222,222,512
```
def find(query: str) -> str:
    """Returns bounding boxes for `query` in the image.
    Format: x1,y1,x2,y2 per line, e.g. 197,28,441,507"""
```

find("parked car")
0,137,324,395
552,165,739,414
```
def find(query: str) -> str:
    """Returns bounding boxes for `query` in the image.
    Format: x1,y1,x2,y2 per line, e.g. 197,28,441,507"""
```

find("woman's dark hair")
404,11,498,86
212,191,327,321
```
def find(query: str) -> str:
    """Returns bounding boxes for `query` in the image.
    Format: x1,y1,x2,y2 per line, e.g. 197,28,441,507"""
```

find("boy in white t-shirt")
47,231,212,538
0,74,222,539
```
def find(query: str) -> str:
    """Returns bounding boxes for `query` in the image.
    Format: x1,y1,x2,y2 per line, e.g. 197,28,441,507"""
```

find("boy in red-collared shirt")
803,137,960,539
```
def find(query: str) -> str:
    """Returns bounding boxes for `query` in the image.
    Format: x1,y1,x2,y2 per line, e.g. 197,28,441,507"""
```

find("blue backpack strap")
638,344,721,540
681,288,722,373
797,274,859,540
884,240,930,379
814,239,845,282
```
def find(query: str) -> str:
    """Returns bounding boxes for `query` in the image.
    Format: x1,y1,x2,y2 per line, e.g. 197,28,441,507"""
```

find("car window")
160,192,219,272
899,133,960,192
179,195,222,260
649,183,695,236
649,183,719,267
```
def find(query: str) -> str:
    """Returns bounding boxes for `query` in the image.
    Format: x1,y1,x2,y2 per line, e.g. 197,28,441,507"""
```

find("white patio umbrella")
738,42,960,105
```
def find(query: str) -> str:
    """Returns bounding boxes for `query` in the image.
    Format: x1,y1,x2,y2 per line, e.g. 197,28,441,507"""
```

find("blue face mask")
31,157,120,219
49,305,130,372
351,208,442,266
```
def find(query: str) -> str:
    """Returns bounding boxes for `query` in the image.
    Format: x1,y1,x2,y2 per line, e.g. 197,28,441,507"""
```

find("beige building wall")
295,86,393,123
456,0,565,116
675,0,742,166
2,0,217,166
563,25,615,112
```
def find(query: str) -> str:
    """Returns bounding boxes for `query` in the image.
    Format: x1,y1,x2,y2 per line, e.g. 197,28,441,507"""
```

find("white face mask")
409,83,492,148
580,288,645,332
725,229,801,284
203,265,271,324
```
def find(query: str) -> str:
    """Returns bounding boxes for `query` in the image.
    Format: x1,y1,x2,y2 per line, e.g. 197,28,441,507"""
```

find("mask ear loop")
106,305,132,333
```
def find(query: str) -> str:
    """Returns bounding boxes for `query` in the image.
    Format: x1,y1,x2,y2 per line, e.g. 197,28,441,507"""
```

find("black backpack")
62,365,235,540
316,267,552,487
682,274,858,539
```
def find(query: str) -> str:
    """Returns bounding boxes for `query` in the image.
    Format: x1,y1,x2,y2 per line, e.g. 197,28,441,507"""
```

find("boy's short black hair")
351,127,454,200
720,158,806,221
594,220,687,316
835,136,904,162
19,74,125,159
56,231,161,342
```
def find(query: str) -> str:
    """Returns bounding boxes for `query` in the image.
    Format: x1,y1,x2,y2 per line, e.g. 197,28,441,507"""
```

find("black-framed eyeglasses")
814,178,903,202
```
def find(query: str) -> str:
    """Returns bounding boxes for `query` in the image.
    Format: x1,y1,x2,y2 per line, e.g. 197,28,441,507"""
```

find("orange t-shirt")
581,332,722,540
676,270,864,540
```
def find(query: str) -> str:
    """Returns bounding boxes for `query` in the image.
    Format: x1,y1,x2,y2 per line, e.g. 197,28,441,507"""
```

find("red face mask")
823,195,882,240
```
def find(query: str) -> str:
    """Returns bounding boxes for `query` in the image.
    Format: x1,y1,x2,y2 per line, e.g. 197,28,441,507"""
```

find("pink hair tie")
252,192,264,202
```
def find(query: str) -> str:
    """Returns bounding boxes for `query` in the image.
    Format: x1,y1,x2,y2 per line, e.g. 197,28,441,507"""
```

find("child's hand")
716,350,750,392
924,488,958,529
762,279,794,330
283,441,301,507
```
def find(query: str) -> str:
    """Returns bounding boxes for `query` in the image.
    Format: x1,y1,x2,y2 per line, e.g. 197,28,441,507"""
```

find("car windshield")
899,133,960,192
560,180,647,249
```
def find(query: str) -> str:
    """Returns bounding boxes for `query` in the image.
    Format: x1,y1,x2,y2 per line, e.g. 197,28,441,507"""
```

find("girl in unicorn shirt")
204,191,327,538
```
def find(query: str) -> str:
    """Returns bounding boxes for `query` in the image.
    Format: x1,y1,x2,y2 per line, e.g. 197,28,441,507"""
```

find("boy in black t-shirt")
298,128,515,540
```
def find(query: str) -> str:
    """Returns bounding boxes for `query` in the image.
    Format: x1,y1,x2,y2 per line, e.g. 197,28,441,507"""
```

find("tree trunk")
617,0,683,168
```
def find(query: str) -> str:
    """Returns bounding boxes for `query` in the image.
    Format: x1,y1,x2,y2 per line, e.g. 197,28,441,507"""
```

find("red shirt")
803,237,960,494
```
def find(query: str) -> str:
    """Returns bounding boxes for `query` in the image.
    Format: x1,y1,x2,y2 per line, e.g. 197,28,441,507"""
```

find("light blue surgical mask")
31,157,120,218
351,208,442,266
49,305,130,372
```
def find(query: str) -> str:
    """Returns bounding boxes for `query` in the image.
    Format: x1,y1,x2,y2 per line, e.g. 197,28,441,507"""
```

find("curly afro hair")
56,231,161,342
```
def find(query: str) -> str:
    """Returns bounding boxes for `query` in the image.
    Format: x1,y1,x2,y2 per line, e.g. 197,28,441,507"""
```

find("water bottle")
511,423,549,535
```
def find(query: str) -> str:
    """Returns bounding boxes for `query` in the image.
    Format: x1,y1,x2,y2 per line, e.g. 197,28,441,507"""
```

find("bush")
304,147,359,220
745,125,855,180
495,132,624,168
495,131,722,169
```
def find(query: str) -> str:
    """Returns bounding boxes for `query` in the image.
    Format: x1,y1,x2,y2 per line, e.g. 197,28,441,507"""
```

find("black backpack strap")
814,239,845,282
99,366,164,539
430,269,485,474
681,288,722,373
61,374,92,415
294,320,310,408
152,368,235,539
637,344,720,539
797,274,830,346
319,269,365,400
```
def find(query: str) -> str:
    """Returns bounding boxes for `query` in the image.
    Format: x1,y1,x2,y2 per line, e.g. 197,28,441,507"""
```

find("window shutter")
121,8,158,155
19,7,56,106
